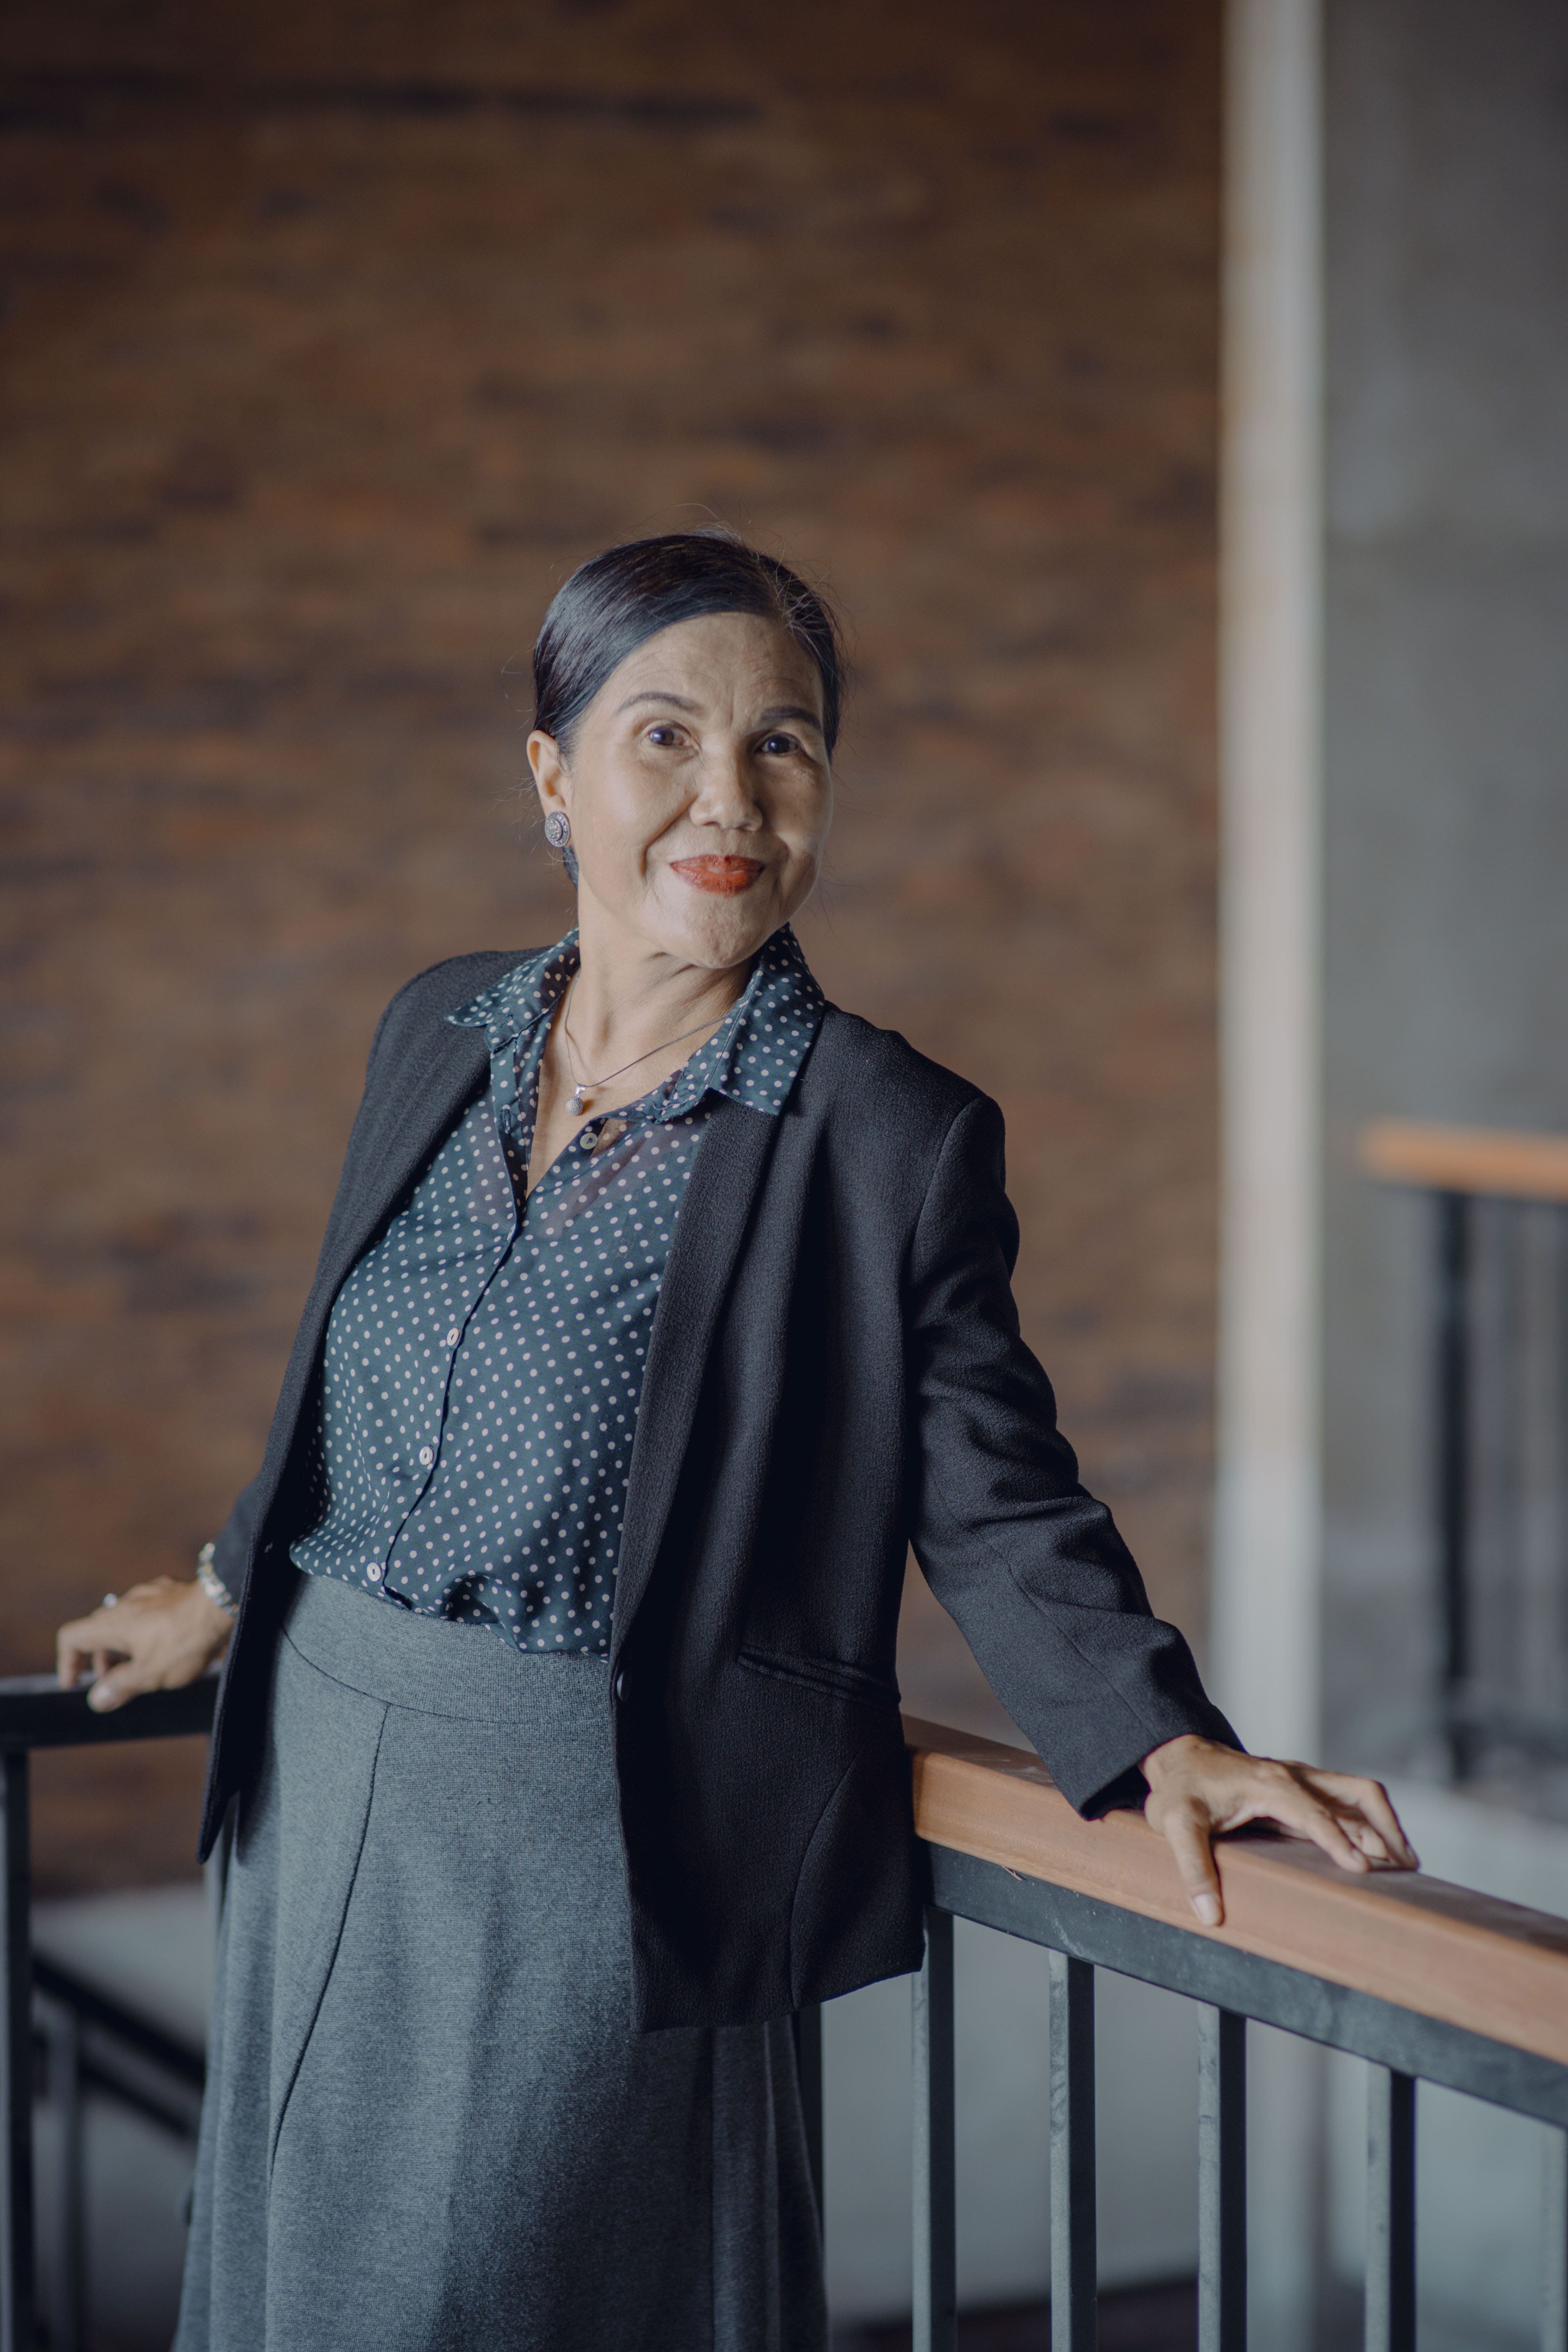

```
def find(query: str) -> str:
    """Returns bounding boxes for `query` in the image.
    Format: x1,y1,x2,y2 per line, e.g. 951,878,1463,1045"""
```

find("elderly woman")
58,532,1413,2352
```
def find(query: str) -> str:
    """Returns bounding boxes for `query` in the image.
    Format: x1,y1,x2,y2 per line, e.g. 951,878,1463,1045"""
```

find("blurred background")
1,0,1565,2346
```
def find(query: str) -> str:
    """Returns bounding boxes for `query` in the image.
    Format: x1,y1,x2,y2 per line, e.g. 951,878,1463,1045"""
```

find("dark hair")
532,530,846,759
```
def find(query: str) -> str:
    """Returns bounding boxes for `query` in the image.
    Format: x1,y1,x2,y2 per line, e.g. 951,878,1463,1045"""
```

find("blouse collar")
446,923,825,1120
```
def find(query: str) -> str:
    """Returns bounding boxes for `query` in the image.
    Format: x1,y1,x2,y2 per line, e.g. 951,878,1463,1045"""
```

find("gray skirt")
174,1573,827,2352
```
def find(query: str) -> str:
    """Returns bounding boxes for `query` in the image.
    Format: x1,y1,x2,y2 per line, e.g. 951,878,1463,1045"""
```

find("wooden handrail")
1361,1117,1568,1204
906,1716,1568,2069
9,1680,1567,2067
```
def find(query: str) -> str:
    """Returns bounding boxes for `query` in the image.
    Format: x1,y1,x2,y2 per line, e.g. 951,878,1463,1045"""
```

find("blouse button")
367,1564,384,1583
578,1129,597,1151
418,1445,434,1467
445,1327,461,1347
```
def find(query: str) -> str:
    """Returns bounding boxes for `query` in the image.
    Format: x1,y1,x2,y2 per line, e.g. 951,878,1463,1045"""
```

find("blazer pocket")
737,1646,900,1711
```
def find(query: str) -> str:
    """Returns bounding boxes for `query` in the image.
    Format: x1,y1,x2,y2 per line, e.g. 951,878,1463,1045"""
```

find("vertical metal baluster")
1366,2066,1416,2352
1543,2125,1568,2352
1198,2006,1247,2349
1,1749,34,2352
1558,1204,1568,1714
1048,1949,1095,2352
911,1907,956,2352
41,2004,83,2352
791,2004,824,2233
1437,1189,1473,1781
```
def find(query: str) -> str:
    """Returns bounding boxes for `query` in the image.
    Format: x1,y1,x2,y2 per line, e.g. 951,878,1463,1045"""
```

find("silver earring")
544,811,571,850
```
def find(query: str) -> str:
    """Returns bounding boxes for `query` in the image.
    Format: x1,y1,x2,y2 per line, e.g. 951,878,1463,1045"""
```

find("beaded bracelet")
196,1540,237,1617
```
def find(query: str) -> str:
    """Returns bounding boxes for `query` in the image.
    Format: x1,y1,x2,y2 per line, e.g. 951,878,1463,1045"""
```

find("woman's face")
527,611,834,971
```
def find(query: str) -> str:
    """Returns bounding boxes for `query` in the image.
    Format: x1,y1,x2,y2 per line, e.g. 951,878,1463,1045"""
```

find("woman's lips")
669,856,766,897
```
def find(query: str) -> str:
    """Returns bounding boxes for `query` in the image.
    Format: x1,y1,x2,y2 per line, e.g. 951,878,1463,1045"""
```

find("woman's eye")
646,725,681,747
759,733,799,757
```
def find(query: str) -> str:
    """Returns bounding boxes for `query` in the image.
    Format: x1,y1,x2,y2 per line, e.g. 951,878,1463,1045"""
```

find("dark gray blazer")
200,951,1235,2029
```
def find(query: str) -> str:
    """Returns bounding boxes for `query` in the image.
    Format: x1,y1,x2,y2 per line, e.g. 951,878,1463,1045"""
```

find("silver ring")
101,1592,118,1610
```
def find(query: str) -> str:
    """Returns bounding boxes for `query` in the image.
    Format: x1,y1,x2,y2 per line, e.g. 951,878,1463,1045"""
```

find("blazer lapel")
610,1095,779,1660
314,1017,492,1306
240,1008,494,1571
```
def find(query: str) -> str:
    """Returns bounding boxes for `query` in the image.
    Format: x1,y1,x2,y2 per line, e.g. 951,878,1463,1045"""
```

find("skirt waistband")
280,1569,612,1728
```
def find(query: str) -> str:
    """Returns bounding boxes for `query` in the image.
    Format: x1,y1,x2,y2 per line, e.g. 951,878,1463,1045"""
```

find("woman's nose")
690,745,763,828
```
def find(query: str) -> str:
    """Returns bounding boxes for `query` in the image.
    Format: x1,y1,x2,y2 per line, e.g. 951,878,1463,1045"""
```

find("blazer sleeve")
205,972,419,1594
904,1092,1240,1815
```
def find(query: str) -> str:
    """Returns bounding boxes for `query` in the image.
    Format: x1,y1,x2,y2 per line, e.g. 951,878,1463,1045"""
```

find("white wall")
1320,0,1568,1770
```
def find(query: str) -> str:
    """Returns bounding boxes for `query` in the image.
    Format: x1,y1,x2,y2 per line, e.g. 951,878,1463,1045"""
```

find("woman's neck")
564,903,751,1073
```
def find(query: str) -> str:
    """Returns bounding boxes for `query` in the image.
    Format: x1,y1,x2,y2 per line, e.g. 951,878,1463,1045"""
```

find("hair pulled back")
532,531,846,759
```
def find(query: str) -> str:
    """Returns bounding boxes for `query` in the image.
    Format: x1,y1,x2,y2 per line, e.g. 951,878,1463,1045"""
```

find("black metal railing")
0,1672,216,2352
904,1717,1568,2352
31,1950,206,2352
1363,1119,1568,1784
7,1674,1568,2350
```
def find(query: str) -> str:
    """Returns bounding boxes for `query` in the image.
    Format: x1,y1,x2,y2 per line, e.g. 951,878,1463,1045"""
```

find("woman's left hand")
1140,1735,1419,1927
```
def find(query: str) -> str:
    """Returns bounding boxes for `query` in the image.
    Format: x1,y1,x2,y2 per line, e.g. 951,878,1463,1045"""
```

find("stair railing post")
1,1749,34,2352
1543,2124,1568,2352
1366,2065,1416,2352
1436,1189,1473,1780
1198,2004,1247,2348
1048,1948,1096,2352
912,1906,956,2352
41,1999,85,2352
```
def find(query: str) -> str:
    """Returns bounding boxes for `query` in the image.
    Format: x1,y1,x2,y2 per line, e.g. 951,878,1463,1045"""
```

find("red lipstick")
670,856,766,897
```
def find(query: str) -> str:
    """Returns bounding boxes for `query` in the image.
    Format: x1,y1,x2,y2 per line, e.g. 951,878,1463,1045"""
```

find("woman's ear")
527,728,569,822
528,730,578,886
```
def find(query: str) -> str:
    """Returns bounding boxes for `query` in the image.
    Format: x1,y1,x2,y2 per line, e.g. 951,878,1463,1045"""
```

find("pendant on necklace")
570,1087,591,1118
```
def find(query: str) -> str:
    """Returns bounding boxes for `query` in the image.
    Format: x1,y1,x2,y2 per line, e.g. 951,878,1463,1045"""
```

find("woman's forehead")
600,612,826,719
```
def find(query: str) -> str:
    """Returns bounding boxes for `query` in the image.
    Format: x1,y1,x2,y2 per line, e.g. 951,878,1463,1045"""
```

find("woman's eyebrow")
613,691,824,731
756,705,824,730
615,689,700,715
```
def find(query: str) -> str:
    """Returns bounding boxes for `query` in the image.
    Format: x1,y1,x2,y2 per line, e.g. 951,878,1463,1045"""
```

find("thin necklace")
559,979,723,1119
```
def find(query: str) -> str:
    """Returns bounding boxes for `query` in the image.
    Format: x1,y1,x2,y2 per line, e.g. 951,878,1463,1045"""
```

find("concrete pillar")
1214,1,1328,2342
1213,0,1324,1771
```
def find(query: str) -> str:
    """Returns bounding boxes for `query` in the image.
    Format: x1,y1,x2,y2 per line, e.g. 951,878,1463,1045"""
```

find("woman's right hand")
56,1577,234,1712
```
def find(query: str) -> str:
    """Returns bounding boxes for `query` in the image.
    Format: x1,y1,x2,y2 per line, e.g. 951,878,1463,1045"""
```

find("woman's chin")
645,891,784,970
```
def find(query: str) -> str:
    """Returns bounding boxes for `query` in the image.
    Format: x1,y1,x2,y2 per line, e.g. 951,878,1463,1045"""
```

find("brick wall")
0,0,1221,1889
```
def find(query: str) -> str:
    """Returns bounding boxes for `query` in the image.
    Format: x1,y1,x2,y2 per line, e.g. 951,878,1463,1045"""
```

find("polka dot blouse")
290,925,825,1653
